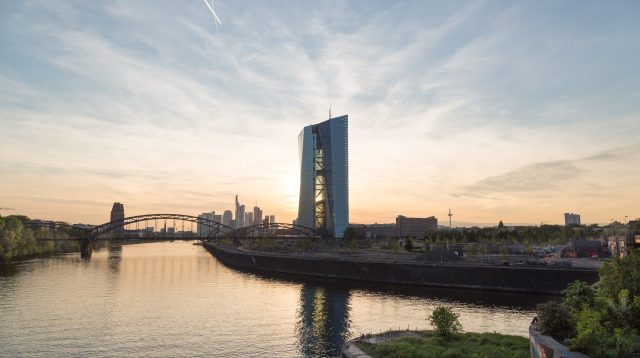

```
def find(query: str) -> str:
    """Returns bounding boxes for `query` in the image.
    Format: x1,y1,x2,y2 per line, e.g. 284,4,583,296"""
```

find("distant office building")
269,215,275,224
365,223,397,238
110,202,125,237
564,213,581,225
238,205,246,228
222,210,233,227
245,212,253,227
396,215,438,237
197,211,222,236
233,195,248,228
263,217,270,225
253,206,263,226
297,115,349,238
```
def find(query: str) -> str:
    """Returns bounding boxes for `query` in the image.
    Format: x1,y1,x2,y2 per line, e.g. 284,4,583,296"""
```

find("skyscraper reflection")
296,284,351,357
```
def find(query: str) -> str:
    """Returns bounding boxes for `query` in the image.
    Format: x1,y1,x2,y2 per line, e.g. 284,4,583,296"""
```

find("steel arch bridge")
89,213,235,239
30,213,318,258
232,222,315,238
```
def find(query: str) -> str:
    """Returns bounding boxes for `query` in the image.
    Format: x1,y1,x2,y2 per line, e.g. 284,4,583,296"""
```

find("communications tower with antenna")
448,208,453,229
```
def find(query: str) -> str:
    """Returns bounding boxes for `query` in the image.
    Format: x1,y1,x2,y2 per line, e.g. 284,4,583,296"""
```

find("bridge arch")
230,223,316,238
90,214,235,239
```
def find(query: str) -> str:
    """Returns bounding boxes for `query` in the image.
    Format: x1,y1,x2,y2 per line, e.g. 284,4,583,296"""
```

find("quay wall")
204,243,599,294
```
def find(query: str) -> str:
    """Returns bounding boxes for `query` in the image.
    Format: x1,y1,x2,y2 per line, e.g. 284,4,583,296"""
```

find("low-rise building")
396,215,438,237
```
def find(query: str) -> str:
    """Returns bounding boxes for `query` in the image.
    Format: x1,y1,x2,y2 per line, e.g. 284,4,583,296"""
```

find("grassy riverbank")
357,330,529,358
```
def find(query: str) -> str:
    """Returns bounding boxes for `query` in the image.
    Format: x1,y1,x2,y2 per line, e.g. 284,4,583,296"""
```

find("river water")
0,241,548,357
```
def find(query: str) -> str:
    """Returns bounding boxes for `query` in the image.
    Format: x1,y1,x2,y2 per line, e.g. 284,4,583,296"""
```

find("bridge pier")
80,238,93,258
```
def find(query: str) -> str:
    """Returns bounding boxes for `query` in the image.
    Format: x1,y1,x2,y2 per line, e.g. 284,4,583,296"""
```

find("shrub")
429,306,463,337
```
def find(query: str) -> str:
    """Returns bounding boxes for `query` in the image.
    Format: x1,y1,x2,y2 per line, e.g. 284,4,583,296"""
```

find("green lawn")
357,331,529,358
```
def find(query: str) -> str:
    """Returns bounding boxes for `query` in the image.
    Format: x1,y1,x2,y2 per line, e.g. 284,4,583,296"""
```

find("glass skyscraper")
297,115,348,238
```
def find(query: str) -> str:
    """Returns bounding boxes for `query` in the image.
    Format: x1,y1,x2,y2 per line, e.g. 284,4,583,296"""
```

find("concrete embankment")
203,243,598,294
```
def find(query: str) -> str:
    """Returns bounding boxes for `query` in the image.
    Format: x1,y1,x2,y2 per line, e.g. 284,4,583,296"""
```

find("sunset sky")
1,1,639,226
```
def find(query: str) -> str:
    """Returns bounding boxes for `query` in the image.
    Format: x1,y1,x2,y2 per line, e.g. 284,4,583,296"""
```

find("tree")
570,307,609,357
536,302,573,341
598,249,640,300
343,226,360,240
563,280,595,313
404,238,413,252
498,220,504,229
349,238,358,252
428,306,463,337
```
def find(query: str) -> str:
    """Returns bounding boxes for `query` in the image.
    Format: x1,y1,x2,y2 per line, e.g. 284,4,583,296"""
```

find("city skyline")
1,1,639,226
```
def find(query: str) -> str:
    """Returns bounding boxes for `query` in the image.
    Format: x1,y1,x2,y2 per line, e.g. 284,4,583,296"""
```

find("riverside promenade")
204,242,598,294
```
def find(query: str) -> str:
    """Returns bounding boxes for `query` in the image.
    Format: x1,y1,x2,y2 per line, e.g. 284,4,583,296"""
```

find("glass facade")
297,115,348,238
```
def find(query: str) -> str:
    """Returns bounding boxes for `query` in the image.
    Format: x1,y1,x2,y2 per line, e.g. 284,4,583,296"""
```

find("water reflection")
0,242,548,357
296,284,351,357
107,244,122,273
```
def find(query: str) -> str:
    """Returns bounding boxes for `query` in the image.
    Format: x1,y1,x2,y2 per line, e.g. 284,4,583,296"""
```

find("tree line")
0,215,79,261
346,222,639,246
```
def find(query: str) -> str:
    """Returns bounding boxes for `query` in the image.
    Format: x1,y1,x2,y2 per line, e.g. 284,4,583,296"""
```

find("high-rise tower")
110,202,125,237
297,114,348,238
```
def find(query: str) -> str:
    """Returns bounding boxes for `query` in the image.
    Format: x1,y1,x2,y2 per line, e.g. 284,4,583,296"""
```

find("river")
0,241,549,357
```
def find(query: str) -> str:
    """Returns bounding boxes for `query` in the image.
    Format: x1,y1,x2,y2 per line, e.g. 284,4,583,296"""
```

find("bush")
536,302,572,341
429,306,463,337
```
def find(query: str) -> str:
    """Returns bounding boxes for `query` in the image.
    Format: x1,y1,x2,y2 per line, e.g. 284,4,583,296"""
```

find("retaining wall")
204,243,599,294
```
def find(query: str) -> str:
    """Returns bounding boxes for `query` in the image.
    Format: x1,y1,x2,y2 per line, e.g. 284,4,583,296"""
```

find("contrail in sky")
202,0,222,29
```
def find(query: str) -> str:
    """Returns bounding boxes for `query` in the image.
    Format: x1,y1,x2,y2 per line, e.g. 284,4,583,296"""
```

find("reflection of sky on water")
0,242,548,357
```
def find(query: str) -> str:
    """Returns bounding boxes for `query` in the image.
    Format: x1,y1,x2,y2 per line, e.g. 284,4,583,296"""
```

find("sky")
1,0,639,226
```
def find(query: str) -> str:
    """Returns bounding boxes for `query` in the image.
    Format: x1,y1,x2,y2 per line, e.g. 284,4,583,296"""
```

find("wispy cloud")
458,143,640,199
460,160,582,197
1,1,639,224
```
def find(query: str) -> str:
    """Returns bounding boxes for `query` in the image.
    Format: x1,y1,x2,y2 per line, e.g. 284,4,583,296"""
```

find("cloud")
458,143,640,199
1,1,640,224
461,160,582,197
583,143,640,162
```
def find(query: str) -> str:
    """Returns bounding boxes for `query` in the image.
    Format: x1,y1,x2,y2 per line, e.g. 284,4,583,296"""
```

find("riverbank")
342,330,529,358
0,241,80,263
204,242,599,294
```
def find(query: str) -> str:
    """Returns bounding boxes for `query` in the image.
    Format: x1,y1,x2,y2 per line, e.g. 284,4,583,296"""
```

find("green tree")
349,238,358,252
536,302,572,341
428,306,463,337
570,307,609,357
563,280,595,313
343,226,359,240
598,249,640,300
404,238,413,252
